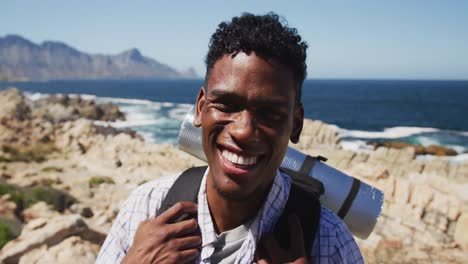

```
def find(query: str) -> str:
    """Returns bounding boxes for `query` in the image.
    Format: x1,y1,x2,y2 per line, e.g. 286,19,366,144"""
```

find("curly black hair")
205,12,308,102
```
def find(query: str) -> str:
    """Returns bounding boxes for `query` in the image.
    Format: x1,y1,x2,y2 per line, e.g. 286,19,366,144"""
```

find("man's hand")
254,214,309,264
122,201,201,264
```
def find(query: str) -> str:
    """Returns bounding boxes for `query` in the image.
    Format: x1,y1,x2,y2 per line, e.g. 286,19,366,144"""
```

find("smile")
221,149,258,166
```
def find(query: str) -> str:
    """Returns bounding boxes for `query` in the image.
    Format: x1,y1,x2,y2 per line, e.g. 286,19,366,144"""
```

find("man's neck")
205,175,273,234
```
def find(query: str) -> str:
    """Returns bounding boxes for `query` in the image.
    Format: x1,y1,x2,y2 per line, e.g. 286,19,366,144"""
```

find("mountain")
0,35,198,81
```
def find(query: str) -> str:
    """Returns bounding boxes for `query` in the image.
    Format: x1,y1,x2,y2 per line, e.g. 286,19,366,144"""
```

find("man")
97,12,364,263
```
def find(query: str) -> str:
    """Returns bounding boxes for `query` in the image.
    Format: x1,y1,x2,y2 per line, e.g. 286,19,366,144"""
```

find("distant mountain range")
0,35,198,81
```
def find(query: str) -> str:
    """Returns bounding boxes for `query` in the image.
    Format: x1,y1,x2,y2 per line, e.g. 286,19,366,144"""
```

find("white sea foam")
25,92,48,101
169,105,193,120
341,140,374,153
416,153,468,164
25,92,99,101
415,136,441,146
450,145,466,153
338,126,441,139
162,102,175,107
96,97,155,105
96,119,165,128
138,131,156,143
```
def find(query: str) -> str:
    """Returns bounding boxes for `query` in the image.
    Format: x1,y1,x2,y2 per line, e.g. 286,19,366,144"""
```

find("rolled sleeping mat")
178,106,383,239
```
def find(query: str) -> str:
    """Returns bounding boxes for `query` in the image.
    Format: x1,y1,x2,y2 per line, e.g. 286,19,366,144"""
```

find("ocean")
1,79,467,162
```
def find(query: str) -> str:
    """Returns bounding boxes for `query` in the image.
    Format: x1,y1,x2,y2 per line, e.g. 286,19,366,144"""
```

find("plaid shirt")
96,169,364,263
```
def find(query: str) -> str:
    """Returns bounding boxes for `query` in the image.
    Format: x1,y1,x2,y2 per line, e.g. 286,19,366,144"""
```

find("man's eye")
214,103,239,113
257,109,284,122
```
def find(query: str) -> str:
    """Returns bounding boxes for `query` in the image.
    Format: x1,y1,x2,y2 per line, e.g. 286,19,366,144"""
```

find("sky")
1,0,467,80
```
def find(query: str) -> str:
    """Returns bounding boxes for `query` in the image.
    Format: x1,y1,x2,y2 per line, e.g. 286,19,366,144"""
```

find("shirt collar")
197,168,291,262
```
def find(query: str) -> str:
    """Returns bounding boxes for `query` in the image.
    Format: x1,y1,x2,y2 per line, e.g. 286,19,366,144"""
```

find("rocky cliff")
0,88,466,263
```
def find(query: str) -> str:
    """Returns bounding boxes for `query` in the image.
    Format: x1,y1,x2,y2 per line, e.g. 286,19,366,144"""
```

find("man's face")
194,52,304,201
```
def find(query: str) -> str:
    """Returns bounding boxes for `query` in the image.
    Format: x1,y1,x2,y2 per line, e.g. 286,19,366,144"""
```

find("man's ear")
193,87,206,127
290,103,304,144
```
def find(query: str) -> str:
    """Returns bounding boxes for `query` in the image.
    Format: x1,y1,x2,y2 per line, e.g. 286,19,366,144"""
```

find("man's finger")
177,248,200,263
156,201,198,224
165,217,199,237
168,235,202,250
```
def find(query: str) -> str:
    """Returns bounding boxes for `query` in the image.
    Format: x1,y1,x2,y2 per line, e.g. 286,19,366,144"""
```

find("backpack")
160,164,324,255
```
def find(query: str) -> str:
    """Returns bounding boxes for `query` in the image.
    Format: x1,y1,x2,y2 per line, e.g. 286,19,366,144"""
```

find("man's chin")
212,179,256,202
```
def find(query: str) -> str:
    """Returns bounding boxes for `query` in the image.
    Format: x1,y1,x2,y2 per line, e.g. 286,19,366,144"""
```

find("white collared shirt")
96,169,364,263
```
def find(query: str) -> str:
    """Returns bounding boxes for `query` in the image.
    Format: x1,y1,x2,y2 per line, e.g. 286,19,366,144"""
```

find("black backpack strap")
160,165,323,256
281,167,324,199
274,169,323,256
159,166,207,222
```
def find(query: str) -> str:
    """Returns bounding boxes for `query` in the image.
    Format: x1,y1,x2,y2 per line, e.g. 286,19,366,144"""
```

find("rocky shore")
0,88,466,263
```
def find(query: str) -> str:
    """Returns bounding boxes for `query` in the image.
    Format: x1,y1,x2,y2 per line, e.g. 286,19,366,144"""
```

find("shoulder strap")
160,165,323,254
159,166,207,222
275,169,323,255
281,167,324,199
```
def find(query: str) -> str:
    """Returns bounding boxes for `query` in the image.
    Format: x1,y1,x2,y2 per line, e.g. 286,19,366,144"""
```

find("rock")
409,185,433,208
0,88,31,121
295,119,341,148
0,214,88,264
427,193,450,215
346,162,389,180
20,218,48,234
448,205,461,221
69,204,94,218
394,178,411,204
425,145,458,156
97,102,125,121
454,213,468,246
33,95,125,123
0,194,17,221
21,201,61,223
18,236,100,264
377,176,396,200
368,140,458,156
422,210,449,232
80,207,94,218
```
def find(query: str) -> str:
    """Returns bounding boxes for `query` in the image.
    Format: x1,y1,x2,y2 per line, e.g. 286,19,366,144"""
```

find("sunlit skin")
193,52,304,233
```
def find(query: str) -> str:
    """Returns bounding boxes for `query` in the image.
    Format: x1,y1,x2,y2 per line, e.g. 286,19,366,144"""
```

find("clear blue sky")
1,0,467,80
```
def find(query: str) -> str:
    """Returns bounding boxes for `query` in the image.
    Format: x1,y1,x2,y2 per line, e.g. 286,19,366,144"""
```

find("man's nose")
228,110,258,143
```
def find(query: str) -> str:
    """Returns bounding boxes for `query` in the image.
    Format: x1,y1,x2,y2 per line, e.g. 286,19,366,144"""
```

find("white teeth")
221,149,258,166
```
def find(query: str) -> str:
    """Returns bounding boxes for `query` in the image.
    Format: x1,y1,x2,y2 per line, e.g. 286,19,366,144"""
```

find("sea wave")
340,140,375,153
338,126,441,139
338,126,468,139
416,153,468,164
341,138,467,163
25,92,98,101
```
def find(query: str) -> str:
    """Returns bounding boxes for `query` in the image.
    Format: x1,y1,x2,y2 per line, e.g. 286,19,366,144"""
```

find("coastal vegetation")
1,144,56,163
88,176,115,188
0,182,75,213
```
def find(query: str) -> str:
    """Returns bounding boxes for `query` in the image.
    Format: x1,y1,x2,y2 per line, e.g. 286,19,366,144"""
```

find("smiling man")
97,12,363,264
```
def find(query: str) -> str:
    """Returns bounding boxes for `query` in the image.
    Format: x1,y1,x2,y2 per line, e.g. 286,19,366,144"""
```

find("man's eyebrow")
207,90,289,105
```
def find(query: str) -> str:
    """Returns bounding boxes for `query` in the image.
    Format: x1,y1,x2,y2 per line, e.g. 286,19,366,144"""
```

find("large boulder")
0,214,100,264
368,141,458,156
32,94,125,123
18,236,100,264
